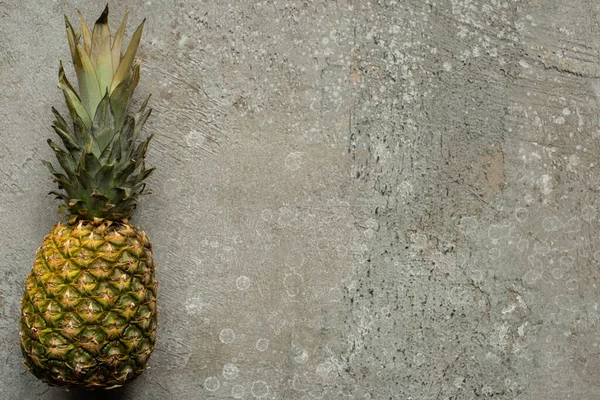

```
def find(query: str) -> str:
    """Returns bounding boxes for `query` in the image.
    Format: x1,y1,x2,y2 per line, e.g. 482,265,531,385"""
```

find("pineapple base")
20,219,158,389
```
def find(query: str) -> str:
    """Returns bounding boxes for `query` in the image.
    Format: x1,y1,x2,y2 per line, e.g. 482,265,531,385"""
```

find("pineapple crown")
46,5,154,221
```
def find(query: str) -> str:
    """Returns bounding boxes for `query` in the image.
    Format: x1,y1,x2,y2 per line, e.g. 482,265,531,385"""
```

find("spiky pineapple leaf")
109,62,140,128
51,107,72,137
120,95,152,162
115,186,131,200
42,160,76,196
132,133,154,166
47,139,78,179
90,5,113,96
91,93,116,157
64,17,81,75
137,167,155,183
80,149,102,177
132,94,151,143
58,61,92,129
111,10,129,73
49,7,154,221
77,10,92,54
111,19,145,93
95,163,116,191
51,124,79,153
49,190,71,204
51,108,79,152
76,43,102,117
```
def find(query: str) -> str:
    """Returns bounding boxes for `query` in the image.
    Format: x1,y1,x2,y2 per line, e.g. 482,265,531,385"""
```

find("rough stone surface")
2,1,600,399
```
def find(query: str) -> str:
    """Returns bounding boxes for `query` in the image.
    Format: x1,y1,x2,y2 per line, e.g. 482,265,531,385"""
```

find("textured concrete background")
2,0,600,399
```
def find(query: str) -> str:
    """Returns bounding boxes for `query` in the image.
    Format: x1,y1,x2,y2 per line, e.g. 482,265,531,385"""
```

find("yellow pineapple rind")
20,220,157,389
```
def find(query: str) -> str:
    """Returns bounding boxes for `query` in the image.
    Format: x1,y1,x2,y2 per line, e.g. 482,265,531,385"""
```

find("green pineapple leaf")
90,5,113,96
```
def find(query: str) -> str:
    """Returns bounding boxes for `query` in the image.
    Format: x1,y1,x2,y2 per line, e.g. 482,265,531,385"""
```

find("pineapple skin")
20,220,157,389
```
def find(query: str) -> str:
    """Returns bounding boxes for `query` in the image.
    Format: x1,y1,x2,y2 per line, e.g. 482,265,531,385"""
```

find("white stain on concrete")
222,363,239,379
204,376,220,391
220,328,236,344
251,380,269,398
236,275,251,290
256,338,269,352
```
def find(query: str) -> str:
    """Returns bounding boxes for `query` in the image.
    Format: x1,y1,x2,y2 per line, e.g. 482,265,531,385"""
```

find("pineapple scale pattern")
19,220,157,388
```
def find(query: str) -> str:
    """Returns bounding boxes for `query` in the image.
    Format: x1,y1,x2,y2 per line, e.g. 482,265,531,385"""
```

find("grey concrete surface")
2,0,600,399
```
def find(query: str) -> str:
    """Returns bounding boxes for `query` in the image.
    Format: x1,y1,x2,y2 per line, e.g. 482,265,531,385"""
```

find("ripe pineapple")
19,6,157,389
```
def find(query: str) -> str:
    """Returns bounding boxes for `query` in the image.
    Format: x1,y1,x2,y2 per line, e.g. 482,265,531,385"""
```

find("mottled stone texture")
2,0,600,399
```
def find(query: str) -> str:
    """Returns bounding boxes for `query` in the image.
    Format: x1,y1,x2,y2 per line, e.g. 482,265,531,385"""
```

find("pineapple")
19,6,157,389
